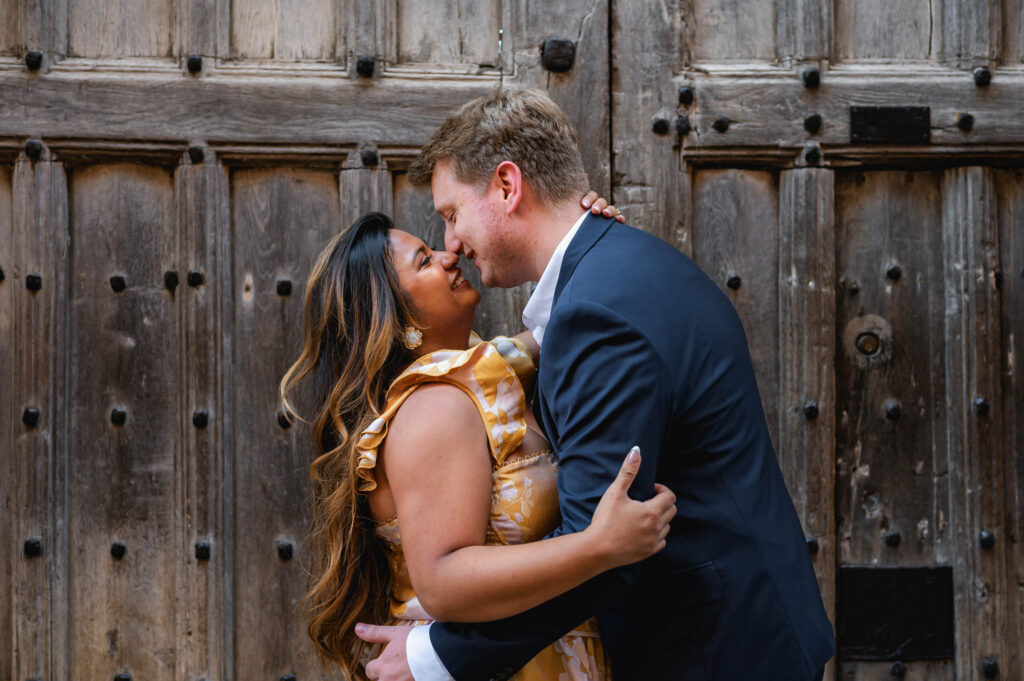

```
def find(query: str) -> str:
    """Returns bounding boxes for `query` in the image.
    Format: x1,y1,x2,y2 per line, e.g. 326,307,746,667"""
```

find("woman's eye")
420,254,432,269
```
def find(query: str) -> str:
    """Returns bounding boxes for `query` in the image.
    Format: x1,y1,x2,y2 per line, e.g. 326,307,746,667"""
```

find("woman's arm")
379,383,673,623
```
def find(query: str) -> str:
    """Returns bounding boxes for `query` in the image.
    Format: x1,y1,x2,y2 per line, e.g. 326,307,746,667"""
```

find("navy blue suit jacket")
429,215,835,680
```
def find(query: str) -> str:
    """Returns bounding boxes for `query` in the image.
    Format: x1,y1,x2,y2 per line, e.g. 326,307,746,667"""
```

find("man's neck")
525,200,587,281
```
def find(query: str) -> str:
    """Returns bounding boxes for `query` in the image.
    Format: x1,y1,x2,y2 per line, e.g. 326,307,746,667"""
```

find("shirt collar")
521,210,589,347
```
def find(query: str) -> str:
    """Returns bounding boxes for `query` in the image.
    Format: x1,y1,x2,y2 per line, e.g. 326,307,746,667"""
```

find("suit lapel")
551,213,616,308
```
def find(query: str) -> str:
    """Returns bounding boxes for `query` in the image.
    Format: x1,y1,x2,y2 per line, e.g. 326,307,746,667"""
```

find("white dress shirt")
405,211,589,681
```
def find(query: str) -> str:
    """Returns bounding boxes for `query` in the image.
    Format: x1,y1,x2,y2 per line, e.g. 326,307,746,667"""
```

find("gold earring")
403,326,423,349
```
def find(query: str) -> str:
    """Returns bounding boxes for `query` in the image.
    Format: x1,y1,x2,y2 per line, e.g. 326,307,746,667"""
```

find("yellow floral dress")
355,335,610,681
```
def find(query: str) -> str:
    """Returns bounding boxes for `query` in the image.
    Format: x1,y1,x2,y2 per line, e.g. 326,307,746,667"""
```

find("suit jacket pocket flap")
666,560,724,606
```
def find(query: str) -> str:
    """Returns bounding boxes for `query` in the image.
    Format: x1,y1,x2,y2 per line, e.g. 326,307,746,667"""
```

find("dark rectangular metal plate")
850,106,931,144
838,566,954,660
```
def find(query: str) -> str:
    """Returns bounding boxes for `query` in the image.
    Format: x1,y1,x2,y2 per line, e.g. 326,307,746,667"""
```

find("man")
357,89,834,681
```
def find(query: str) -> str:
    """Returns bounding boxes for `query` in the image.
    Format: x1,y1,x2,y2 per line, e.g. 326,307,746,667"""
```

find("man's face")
431,160,525,288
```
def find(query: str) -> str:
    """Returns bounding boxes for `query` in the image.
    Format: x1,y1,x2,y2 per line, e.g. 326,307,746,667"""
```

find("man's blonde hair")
408,88,589,205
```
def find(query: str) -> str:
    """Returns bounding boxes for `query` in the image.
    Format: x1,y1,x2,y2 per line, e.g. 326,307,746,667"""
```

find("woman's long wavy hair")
279,212,418,678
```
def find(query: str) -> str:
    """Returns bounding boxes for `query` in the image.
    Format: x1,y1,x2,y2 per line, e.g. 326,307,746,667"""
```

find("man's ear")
493,161,523,214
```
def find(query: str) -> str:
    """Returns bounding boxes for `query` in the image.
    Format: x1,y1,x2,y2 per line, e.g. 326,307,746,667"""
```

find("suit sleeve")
428,301,673,681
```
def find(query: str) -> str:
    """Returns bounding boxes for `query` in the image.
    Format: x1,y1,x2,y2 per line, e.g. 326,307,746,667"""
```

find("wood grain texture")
68,0,177,58
942,0,999,67
834,0,933,61
1003,0,1024,63
777,167,836,680
776,0,831,61
230,168,338,681
0,2,25,56
0,166,13,681
339,163,393,227
941,167,1007,681
231,0,338,60
393,0,499,67
692,0,776,60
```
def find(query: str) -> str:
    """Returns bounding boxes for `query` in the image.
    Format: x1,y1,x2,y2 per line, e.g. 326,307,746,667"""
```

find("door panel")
67,0,177,59
230,0,341,61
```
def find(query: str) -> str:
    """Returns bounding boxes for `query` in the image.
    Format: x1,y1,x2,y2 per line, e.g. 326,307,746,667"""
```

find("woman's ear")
493,161,523,214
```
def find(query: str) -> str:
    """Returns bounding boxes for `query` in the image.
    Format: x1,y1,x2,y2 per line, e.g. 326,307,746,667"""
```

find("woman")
280,203,675,680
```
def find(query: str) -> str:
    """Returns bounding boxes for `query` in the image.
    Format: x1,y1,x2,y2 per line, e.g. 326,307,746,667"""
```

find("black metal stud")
726,274,741,290
804,113,822,134
25,140,44,161
956,113,974,132
803,401,819,420
979,530,995,550
652,118,670,135
360,148,379,167
0,266,5,282
889,661,907,677
24,537,42,558
111,408,127,426
164,270,179,292
802,68,820,88
541,38,575,73
192,410,208,429
848,282,860,295
974,397,989,416
110,275,127,293
279,674,297,681
712,117,730,133
884,400,901,421
856,332,880,355
277,540,294,560
188,146,205,164
678,86,695,106
973,67,991,87
114,672,132,681
111,541,127,559
981,658,999,679
276,279,293,296
803,145,821,165
884,529,901,547
278,411,292,429
187,270,204,287
25,50,43,71
26,273,42,291
187,55,202,74
675,115,691,136
22,407,40,428
194,540,211,561
886,264,902,281
356,55,375,78
806,537,819,555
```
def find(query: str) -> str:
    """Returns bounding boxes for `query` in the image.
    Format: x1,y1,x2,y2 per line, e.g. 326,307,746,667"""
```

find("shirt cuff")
406,623,454,681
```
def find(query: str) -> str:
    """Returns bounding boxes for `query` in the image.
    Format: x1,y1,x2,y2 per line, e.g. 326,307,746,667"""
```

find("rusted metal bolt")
957,113,974,132
856,332,880,355
806,537,819,555
194,540,211,561
981,658,999,679
979,530,995,550
24,537,42,558
277,411,292,429
192,410,208,429
678,86,695,106
802,67,820,88
110,274,127,293
541,38,575,73
187,55,202,74
804,113,822,134
188,146,205,164
26,273,42,291
803,401,819,420
652,117,670,135
111,408,127,426
974,397,989,416
886,264,902,281
889,661,907,677
25,140,44,161
277,540,294,560
23,407,41,428
973,67,991,87
164,270,179,291
360,148,379,167
804,145,821,165
276,279,293,296
726,274,741,290
884,529,901,547
187,270,204,287
25,50,43,70
712,117,731,133
111,541,127,559
356,55,375,77
884,400,901,421
675,115,691,136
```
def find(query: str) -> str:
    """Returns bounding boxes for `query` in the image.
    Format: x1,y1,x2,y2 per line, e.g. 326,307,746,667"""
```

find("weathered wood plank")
0,2,24,55
66,163,179,681
339,162,393,228
183,0,217,63
777,0,831,61
230,0,337,60
834,0,934,61
67,0,177,59
691,0,776,60
393,0,499,67
230,167,337,680
0,165,14,681
941,167,1007,681
943,0,1000,68
777,167,836,681
11,150,69,681
1004,0,1024,63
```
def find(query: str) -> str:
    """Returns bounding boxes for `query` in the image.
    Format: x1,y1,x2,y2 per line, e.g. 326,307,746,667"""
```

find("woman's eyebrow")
413,245,427,265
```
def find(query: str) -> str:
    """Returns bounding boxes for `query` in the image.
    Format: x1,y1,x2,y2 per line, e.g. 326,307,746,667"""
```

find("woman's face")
389,229,480,350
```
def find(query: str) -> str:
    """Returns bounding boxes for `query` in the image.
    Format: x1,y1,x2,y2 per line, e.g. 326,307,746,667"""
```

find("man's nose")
437,250,459,269
444,226,462,254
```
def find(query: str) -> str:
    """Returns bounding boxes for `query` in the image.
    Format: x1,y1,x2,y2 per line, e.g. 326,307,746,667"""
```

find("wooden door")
0,3,609,680
612,1,1023,679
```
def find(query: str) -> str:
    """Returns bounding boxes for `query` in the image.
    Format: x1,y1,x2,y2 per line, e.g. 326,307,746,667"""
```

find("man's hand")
356,623,414,681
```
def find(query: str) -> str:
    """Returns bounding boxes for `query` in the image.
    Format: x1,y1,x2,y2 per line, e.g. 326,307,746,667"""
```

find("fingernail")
627,446,640,464
355,623,367,635
582,198,591,207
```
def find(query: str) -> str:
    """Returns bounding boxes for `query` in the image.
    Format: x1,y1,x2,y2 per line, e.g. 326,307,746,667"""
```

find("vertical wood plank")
777,0,831,61
777,167,836,680
0,165,14,681
393,0,499,66
834,0,932,61
691,0,776,60
231,167,339,681
6,0,68,63
230,0,337,60
10,148,69,681
184,0,217,63
67,0,177,58
1004,0,1024,63
942,167,1007,681
339,163,393,228
943,0,1001,67
0,3,23,55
